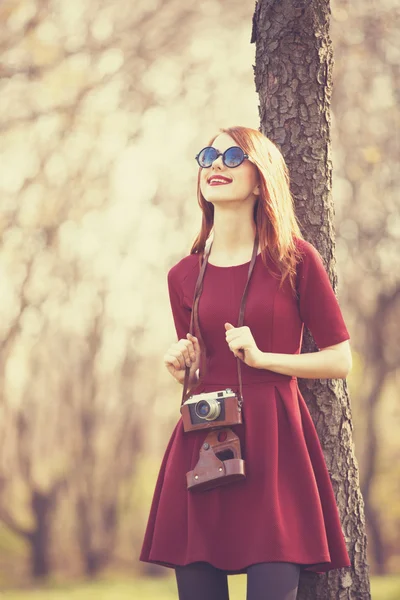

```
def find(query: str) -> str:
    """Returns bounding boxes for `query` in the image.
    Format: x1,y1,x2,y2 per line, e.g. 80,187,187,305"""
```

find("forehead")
211,133,237,151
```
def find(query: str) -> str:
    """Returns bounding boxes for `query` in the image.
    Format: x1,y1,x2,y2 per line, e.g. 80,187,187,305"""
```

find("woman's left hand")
224,323,262,369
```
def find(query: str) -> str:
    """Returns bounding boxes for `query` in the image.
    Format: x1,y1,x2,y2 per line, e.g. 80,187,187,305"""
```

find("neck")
211,202,257,256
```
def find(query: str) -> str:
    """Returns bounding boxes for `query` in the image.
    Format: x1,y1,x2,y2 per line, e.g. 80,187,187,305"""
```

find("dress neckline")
207,252,262,269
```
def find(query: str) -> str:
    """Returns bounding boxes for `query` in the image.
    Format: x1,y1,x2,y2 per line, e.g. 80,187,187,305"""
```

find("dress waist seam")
196,378,297,387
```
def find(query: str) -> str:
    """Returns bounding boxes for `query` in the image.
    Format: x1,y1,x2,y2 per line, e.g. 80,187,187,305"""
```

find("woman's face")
199,133,260,206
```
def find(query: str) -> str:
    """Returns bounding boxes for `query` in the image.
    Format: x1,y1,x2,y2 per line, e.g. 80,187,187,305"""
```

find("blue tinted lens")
198,147,218,167
197,401,210,416
224,147,244,167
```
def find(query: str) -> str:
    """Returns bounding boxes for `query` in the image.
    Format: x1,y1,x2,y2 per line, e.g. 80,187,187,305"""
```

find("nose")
211,153,224,169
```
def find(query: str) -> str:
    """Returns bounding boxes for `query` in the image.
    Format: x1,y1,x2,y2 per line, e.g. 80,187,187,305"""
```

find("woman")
140,126,352,600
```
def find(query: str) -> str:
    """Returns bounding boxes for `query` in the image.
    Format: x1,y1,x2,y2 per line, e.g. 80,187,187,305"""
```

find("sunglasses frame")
195,146,249,169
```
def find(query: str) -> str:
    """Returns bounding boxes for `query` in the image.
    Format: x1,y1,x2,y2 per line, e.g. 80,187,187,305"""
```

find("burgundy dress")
139,237,351,575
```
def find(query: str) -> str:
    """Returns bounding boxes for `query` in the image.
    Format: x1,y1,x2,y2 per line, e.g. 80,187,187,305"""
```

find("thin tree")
251,1,370,598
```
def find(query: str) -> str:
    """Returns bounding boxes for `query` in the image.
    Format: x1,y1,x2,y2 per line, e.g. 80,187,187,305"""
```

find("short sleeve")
296,240,350,349
167,265,191,341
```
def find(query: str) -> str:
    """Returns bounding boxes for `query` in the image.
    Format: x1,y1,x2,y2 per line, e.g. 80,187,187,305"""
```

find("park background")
0,0,399,598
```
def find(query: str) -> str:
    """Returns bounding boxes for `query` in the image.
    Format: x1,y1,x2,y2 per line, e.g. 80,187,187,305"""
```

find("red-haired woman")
140,126,352,600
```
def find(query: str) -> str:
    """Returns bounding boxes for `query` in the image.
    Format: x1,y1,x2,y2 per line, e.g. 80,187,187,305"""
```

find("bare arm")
253,340,352,379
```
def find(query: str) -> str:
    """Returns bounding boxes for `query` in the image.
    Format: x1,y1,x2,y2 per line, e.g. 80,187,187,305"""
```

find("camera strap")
181,230,260,408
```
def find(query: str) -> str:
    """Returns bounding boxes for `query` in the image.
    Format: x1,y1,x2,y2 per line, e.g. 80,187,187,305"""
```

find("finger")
228,345,244,360
226,331,249,347
228,341,238,352
225,331,235,342
184,340,196,359
164,353,182,370
228,340,244,354
236,350,245,361
178,338,192,348
168,348,187,369
225,325,247,336
177,340,192,366
228,347,239,359
166,364,185,384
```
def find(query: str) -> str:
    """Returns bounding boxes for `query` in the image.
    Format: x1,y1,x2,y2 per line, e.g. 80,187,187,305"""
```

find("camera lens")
196,400,210,417
195,398,221,421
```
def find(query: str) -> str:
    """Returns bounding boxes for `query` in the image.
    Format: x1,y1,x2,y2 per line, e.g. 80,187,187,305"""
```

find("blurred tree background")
0,0,399,596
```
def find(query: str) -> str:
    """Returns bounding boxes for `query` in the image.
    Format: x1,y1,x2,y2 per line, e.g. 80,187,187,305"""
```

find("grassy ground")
0,574,399,599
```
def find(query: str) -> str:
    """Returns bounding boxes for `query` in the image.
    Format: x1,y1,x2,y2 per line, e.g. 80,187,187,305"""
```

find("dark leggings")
175,560,301,600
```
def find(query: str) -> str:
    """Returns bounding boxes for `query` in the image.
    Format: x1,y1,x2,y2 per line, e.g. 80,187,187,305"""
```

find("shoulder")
293,238,328,289
294,237,323,263
167,254,200,286
294,237,325,274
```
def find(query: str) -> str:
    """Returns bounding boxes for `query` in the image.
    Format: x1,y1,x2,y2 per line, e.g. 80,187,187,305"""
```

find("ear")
253,184,260,196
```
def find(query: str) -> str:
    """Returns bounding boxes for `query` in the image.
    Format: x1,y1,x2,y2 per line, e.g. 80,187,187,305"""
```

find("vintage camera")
180,388,243,432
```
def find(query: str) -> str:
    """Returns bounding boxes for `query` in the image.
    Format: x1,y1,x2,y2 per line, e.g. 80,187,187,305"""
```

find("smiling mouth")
208,178,232,186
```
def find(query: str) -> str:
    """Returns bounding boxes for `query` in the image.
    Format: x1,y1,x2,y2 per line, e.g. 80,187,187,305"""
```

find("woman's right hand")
164,333,201,385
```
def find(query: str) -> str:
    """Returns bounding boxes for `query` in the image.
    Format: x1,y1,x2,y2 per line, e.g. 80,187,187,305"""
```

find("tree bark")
252,1,371,598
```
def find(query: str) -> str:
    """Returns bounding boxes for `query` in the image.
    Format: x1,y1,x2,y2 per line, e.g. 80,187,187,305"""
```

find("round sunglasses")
195,146,249,169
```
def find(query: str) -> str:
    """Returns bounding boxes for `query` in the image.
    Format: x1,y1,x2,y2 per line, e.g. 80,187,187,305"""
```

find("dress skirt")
139,377,351,574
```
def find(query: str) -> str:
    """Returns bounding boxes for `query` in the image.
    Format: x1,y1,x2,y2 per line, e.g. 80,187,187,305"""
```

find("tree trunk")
76,494,117,577
29,490,53,578
30,530,50,579
252,1,371,598
0,478,64,579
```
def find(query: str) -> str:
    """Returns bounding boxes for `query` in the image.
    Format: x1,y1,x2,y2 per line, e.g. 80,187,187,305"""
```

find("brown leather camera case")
186,428,246,492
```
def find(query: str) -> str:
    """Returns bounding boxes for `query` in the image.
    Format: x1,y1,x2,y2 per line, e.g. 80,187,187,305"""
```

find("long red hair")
190,126,304,293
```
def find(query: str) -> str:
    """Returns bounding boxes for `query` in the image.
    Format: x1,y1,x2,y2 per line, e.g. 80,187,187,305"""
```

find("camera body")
180,388,243,432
